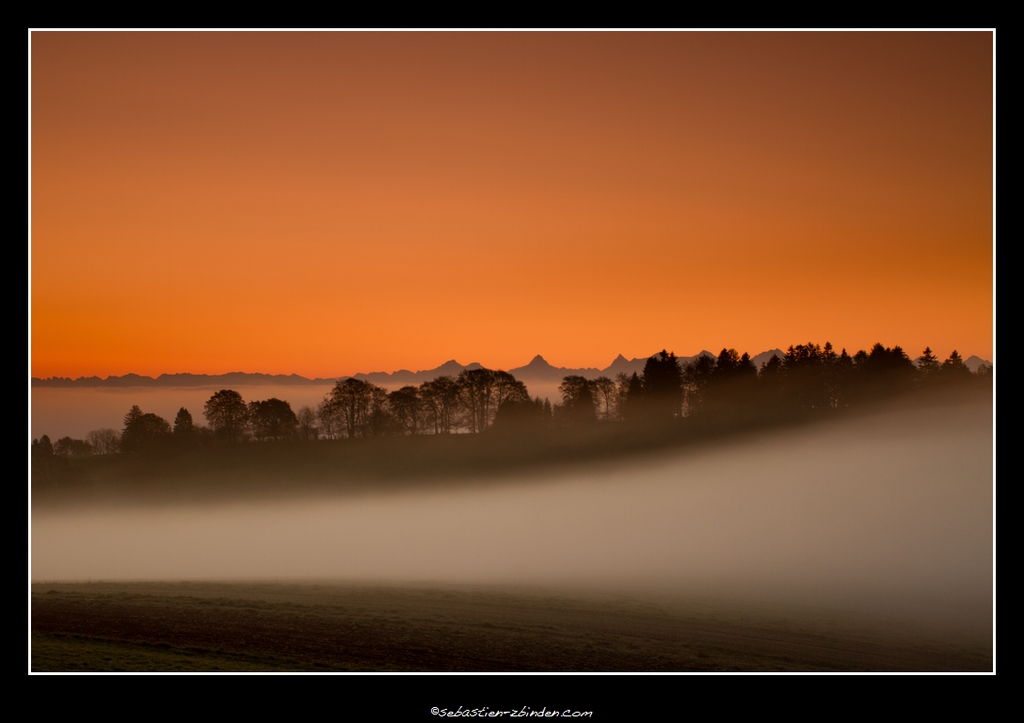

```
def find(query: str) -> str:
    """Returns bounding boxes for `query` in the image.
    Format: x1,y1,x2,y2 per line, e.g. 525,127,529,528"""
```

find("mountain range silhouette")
31,350,992,388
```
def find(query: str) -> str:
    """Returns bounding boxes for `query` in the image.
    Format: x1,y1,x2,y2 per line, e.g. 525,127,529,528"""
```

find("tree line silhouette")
32,344,991,460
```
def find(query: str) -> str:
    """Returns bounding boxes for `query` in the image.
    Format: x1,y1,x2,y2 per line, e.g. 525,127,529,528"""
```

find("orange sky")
30,31,993,378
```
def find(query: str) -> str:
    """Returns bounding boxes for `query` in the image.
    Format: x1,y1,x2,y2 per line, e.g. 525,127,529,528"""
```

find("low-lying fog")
32,399,993,632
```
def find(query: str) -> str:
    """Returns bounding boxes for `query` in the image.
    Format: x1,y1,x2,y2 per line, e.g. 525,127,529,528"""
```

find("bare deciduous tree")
86,428,121,454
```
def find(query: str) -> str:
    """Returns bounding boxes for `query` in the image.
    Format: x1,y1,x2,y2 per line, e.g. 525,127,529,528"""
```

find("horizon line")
31,345,996,384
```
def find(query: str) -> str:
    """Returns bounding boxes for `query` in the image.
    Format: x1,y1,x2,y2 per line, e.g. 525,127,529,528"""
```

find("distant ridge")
36,348,986,388
361,351,722,385
965,355,993,373
597,351,718,380
353,360,484,386
751,349,784,370
31,372,338,388
508,355,602,382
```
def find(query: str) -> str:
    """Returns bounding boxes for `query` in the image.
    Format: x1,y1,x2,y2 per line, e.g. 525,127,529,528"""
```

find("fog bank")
32,399,992,629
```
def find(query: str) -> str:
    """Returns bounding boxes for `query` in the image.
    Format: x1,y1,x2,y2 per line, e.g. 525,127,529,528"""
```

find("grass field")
30,581,992,672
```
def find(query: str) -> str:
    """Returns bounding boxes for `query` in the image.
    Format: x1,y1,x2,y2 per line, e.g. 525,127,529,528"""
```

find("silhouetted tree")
682,354,715,416
420,375,461,435
121,405,172,452
756,354,785,414
493,396,550,432
123,405,143,431
173,407,194,436
619,371,644,422
917,347,940,375
705,348,758,418
458,368,497,433
204,390,249,442
643,350,683,420
614,373,630,421
248,398,299,441
33,434,54,459
365,385,394,437
322,378,382,439
941,350,972,382
592,376,617,422
818,342,846,409
829,347,855,408
86,428,120,454
53,437,92,457
557,375,597,425
317,398,343,439
32,435,55,481
780,343,829,412
712,348,740,378
493,371,530,411
388,386,423,435
857,343,916,400
296,405,320,440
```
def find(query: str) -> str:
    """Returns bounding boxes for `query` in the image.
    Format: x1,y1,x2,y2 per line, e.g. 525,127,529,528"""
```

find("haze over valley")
33,394,992,632
30,31,993,673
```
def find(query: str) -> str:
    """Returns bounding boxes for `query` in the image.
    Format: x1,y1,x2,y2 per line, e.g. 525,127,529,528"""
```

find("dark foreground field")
30,581,991,672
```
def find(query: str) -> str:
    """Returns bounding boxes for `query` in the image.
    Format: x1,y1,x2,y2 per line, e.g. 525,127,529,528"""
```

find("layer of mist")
32,398,992,635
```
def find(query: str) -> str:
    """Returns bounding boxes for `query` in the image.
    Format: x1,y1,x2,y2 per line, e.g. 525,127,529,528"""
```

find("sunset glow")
31,31,993,378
